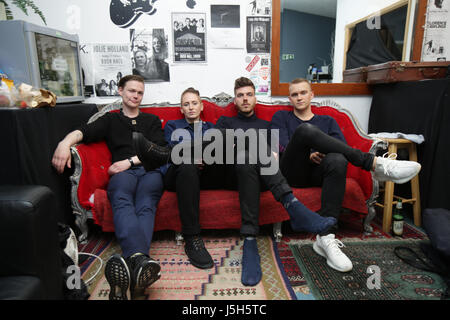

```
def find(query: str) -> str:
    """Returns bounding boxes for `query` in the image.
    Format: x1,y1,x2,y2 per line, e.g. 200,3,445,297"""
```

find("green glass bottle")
392,199,404,236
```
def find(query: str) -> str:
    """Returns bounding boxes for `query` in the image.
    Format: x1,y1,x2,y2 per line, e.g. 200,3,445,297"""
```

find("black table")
369,78,450,212
0,103,98,224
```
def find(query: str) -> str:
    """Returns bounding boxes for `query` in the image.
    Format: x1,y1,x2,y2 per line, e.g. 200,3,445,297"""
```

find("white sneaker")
373,152,421,184
313,234,353,272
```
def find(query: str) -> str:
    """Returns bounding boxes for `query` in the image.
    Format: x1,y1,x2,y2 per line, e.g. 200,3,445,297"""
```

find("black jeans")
280,123,374,220
165,151,292,237
164,163,225,236
225,150,292,236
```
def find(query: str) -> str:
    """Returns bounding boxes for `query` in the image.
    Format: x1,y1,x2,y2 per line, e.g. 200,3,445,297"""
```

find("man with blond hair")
270,78,421,272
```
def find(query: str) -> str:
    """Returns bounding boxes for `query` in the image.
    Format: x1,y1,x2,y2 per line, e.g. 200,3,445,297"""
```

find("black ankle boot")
133,132,172,171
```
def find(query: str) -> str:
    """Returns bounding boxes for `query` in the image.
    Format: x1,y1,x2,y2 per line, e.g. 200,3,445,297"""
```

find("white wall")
8,0,382,133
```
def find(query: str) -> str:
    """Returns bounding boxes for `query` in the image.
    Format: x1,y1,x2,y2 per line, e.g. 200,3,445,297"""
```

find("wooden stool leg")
382,143,398,233
383,181,395,233
409,143,421,226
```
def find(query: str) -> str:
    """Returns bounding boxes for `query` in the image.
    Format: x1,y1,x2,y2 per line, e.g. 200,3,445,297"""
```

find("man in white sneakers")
270,78,421,272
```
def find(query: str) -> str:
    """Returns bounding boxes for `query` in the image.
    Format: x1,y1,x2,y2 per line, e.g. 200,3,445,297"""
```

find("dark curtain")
0,104,98,224
346,18,402,70
368,78,450,211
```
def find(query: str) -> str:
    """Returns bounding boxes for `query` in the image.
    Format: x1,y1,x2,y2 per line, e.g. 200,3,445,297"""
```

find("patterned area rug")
81,231,294,300
290,240,446,300
79,211,436,300
276,211,441,300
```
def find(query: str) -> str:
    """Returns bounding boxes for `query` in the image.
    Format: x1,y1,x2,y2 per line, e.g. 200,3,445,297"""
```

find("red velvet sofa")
70,94,385,243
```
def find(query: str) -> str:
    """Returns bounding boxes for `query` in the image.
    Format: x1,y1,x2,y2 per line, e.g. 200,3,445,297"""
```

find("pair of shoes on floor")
184,235,214,269
105,253,161,300
373,152,421,184
313,234,353,272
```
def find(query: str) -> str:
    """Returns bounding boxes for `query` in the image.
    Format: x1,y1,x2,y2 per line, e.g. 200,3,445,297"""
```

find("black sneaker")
184,236,214,269
126,253,161,293
105,254,131,300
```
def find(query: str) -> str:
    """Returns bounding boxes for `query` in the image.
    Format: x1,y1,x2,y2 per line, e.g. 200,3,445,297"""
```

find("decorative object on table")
17,83,57,108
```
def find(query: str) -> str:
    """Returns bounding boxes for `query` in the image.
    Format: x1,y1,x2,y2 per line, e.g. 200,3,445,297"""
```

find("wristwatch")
128,157,135,168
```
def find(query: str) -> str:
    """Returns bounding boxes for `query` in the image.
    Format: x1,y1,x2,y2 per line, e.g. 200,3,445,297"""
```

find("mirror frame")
270,0,427,96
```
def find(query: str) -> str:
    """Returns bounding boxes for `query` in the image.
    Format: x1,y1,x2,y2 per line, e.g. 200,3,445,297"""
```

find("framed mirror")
270,0,427,96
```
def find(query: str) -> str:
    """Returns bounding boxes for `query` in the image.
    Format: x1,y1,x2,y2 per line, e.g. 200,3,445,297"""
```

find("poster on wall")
87,43,133,97
210,5,243,48
130,28,170,82
245,54,270,96
109,0,159,28
421,0,449,61
246,16,270,53
79,44,95,97
172,12,207,63
246,0,271,16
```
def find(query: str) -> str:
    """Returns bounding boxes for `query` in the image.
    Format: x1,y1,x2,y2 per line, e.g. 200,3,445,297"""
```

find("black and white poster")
246,16,270,53
172,12,207,63
422,0,449,61
82,43,132,97
247,0,271,16
130,28,170,82
211,5,240,28
210,5,243,49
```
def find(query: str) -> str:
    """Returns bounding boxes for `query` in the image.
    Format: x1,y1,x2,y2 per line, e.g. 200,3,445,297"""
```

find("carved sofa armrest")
70,142,111,242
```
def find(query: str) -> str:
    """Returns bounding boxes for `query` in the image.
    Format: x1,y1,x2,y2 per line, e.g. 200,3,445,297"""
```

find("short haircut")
234,77,255,93
180,87,201,104
118,75,145,89
289,78,312,92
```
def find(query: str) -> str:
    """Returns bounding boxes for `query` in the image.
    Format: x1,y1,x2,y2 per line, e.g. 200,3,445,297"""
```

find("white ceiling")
281,0,337,18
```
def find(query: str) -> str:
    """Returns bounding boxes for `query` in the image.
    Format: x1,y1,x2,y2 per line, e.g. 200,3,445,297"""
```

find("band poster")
246,16,271,54
80,43,132,97
421,0,449,61
130,28,170,82
172,12,207,63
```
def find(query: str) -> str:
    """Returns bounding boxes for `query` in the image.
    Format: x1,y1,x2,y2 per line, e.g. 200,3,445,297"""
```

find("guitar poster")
109,0,159,28
172,12,207,63
130,28,170,82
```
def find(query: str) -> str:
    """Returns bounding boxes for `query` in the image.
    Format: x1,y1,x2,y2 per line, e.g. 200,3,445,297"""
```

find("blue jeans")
107,166,164,258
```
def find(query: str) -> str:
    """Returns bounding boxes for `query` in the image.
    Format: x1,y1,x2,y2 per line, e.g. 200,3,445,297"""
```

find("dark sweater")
215,112,270,131
270,110,346,152
79,111,166,164
215,112,274,151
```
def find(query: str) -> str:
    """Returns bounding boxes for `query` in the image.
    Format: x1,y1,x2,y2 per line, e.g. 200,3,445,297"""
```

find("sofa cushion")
91,177,366,233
